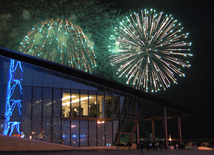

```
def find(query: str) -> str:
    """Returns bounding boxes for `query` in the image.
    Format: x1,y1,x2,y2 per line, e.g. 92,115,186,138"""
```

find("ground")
1,149,214,155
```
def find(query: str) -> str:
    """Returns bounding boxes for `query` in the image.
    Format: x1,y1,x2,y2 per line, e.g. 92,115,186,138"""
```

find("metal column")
152,119,155,142
164,106,168,148
178,115,182,147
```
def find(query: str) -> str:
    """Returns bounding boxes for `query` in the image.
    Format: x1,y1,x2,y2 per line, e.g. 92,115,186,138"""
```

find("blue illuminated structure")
3,59,23,136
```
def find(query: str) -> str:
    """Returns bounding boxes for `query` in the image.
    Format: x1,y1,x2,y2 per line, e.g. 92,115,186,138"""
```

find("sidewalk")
1,148,214,155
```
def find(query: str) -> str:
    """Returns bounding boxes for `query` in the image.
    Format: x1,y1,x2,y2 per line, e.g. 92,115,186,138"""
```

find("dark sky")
100,0,214,139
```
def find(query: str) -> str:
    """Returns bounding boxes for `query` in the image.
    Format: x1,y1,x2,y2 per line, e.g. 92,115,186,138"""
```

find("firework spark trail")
18,18,96,73
109,9,192,92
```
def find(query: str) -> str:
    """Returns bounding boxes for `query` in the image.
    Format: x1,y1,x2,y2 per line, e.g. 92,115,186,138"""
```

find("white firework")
109,9,193,92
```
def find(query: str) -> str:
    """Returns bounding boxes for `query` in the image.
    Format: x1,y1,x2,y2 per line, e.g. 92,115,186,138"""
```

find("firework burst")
109,9,193,92
18,18,96,73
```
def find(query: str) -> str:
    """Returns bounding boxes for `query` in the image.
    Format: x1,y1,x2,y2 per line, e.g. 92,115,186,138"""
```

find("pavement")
1,148,214,155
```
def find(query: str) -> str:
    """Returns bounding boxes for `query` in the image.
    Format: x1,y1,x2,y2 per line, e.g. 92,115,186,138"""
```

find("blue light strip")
3,59,23,136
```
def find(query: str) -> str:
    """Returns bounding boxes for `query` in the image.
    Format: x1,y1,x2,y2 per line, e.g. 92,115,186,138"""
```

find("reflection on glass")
97,94,104,118
105,94,112,118
106,132,112,146
52,118,60,144
21,117,31,139
98,133,105,146
89,121,96,146
113,120,119,142
71,120,79,147
113,94,120,118
22,102,31,116
80,120,88,147
22,86,32,101
42,118,51,142
106,121,112,146
71,92,80,117
89,94,97,117
62,91,71,117
71,133,79,147
89,133,96,146
97,120,105,146
120,95,128,119
32,117,41,140
80,93,89,117
53,89,61,117
62,120,70,146
33,87,42,117
43,88,52,117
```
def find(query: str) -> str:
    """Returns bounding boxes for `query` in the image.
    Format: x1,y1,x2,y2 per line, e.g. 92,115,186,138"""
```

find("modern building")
0,47,196,147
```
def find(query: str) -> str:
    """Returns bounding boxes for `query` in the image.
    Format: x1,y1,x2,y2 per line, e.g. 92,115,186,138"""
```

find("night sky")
100,0,214,139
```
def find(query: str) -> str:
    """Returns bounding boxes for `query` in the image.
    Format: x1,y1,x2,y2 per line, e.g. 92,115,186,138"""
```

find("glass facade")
0,49,188,148
0,55,137,147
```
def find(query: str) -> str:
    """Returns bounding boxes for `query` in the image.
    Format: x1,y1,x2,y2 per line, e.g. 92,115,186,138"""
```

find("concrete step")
0,134,117,151
0,134,74,151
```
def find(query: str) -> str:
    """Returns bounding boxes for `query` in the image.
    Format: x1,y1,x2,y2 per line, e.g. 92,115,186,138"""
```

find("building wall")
0,55,136,147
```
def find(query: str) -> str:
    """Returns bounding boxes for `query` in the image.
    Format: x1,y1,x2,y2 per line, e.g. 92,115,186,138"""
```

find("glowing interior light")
61,96,76,101
62,97,93,106
71,125,76,128
97,121,105,124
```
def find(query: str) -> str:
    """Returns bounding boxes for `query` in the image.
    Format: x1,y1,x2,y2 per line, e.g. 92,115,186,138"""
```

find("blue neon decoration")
3,59,23,136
